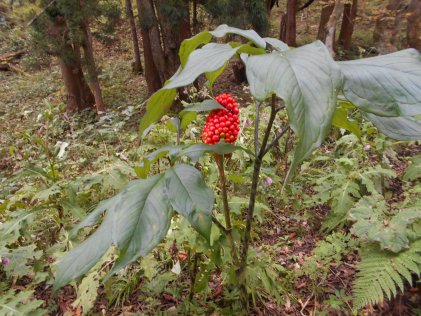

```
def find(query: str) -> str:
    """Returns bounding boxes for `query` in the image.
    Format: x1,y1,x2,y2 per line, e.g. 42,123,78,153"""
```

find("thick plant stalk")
238,95,279,311
215,154,239,266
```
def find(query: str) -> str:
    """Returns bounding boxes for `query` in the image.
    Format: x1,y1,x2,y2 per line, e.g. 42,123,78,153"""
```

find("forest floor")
1,1,421,315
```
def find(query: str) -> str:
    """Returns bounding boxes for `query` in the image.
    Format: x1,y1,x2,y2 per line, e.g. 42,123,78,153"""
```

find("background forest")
1,0,421,315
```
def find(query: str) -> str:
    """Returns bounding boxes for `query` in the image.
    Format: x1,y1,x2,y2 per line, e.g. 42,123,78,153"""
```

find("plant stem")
189,252,199,301
215,154,239,266
237,94,279,312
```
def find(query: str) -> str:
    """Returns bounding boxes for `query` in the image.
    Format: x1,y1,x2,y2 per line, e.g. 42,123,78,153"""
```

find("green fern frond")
353,240,421,309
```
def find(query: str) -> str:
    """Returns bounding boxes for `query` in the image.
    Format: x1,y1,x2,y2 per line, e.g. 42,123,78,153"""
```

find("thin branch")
263,125,290,156
258,94,278,159
254,102,260,157
298,0,315,12
26,0,56,28
212,215,227,234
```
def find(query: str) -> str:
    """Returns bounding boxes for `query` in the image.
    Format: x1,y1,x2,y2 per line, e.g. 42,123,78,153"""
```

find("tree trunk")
139,0,166,84
373,0,407,53
324,0,344,57
126,0,143,74
193,0,198,33
317,3,334,40
338,0,357,49
80,15,106,113
407,0,421,50
280,0,297,46
136,0,164,94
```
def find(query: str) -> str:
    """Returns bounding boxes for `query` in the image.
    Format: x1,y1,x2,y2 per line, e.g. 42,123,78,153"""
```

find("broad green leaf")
364,113,421,140
339,49,421,117
108,175,172,274
263,37,289,51
139,88,177,135
54,174,172,289
165,164,214,238
165,43,241,89
244,41,342,180
146,144,186,161
206,62,228,89
179,31,213,67
331,106,361,138
209,24,266,48
230,42,266,55
166,117,180,133
181,100,225,114
177,143,251,161
180,112,197,130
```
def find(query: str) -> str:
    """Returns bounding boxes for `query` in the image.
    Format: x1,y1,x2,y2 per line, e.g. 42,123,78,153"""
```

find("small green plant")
53,24,421,313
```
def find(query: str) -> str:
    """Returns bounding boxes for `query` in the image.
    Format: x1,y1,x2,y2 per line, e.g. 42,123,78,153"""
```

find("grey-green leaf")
181,99,225,114
244,41,342,180
263,37,289,51
54,174,172,290
209,24,266,49
339,49,421,117
165,43,241,89
165,164,214,238
177,143,251,161
364,113,421,140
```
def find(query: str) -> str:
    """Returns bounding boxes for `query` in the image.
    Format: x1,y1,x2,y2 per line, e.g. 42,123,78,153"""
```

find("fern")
353,240,421,309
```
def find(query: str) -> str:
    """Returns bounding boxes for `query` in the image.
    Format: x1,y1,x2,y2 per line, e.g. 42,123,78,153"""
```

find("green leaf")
181,100,225,114
205,62,228,89
0,290,45,316
263,37,289,51
166,117,180,133
349,195,421,252
209,24,266,48
179,31,213,67
165,43,241,89
164,164,214,238
403,158,421,181
180,112,197,130
1,245,42,277
54,174,173,290
177,143,251,161
339,49,421,117
331,106,361,138
243,41,342,180
139,88,177,135
363,113,421,140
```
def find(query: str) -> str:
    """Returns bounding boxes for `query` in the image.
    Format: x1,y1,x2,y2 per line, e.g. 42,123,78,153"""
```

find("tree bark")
373,0,407,53
280,0,297,46
324,0,344,57
80,15,105,113
338,0,357,49
317,3,334,40
136,0,163,94
407,0,421,50
126,0,143,74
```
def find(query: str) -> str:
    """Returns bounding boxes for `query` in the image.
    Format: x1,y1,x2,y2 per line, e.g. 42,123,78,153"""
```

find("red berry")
201,93,240,145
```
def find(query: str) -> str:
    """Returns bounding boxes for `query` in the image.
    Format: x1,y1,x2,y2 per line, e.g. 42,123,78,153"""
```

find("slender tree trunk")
338,0,357,49
136,0,163,93
324,0,344,57
80,15,106,113
53,16,94,113
407,0,421,50
192,0,198,33
280,0,297,46
317,3,334,40
139,0,166,84
155,0,191,76
126,0,143,74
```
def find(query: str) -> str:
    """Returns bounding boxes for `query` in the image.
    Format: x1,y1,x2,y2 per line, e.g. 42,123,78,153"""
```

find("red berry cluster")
202,93,240,145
